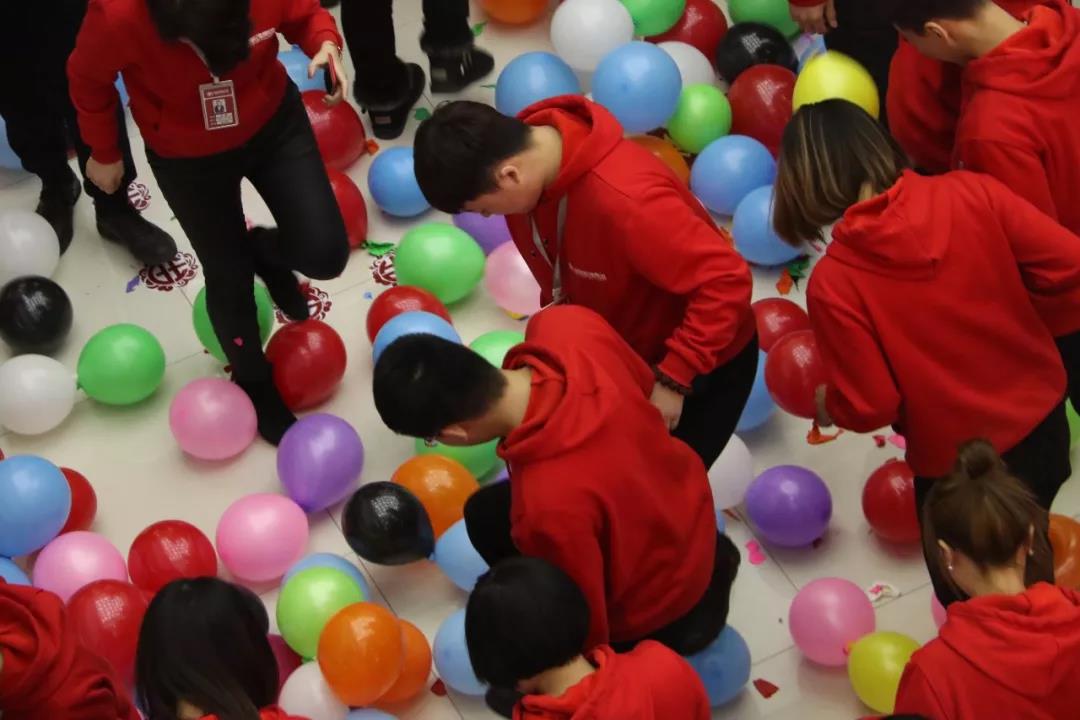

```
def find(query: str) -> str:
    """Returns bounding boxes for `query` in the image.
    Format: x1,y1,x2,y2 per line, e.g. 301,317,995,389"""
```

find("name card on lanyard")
184,39,240,131
531,197,569,307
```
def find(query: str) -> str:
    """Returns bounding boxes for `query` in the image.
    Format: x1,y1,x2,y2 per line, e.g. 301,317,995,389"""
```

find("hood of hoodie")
515,646,652,720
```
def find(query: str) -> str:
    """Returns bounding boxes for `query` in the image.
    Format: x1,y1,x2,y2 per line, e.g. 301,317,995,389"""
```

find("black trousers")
823,0,898,127
1056,331,1080,412
146,84,348,381
0,0,133,209
914,402,1069,608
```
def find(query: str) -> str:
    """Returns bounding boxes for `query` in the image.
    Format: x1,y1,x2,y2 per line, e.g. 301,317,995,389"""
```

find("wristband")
653,367,693,396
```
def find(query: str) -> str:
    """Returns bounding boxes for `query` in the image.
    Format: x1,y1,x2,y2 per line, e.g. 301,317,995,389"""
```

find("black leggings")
823,0,898,127
147,84,348,381
1057,331,1080,412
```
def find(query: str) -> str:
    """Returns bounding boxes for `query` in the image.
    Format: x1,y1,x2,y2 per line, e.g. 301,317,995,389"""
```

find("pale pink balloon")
216,494,309,583
789,577,876,666
32,531,127,603
278,662,346,720
484,241,542,316
169,378,257,461
931,594,947,628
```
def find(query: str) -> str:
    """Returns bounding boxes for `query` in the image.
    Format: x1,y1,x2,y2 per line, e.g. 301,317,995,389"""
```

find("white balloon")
278,663,347,720
658,41,718,89
709,435,755,510
0,210,60,287
0,355,76,435
551,0,635,72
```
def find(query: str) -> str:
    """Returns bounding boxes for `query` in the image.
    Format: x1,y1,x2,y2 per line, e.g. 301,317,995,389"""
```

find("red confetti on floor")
431,679,447,696
753,678,779,698
806,423,842,445
776,269,794,295
872,434,886,447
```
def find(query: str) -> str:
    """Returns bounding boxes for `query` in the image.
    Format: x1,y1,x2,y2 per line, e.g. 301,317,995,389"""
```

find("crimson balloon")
264,320,347,411
753,297,811,352
128,520,218,594
301,90,368,170
327,167,369,249
764,329,827,418
648,0,729,64
862,459,920,544
59,467,97,534
729,64,796,156
366,286,452,342
67,579,148,685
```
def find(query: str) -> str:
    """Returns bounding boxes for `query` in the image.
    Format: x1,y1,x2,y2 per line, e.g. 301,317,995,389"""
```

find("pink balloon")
788,577,876,666
269,633,302,692
931,594,946,628
215,494,308,583
32,531,127,603
169,378,257,461
484,241,542,316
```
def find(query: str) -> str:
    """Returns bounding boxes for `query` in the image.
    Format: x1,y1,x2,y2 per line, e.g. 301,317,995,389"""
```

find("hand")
651,382,686,431
86,157,124,194
309,41,347,107
790,0,837,35
814,384,834,427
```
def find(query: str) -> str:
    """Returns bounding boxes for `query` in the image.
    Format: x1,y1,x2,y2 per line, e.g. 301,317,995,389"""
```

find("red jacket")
810,170,1078,477
0,581,139,720
514,643,710,720
203,709,307,720
500,306,716,649
895,583,1080,720
507,97,755,388
68,0,341,162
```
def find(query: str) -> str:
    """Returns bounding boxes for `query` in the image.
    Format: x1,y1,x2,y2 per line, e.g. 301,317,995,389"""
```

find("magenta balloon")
745,465,832,547
169,378,258,460
277,414,364,512
453,212,513,255
484,241,542,316
789,577,876,666
32,531,127,603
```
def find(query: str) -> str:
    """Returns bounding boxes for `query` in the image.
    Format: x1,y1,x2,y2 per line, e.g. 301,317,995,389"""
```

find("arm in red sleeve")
66,0,125,164
278,0,343,59
894,663,950,718
956,139,1058,221
788,0,824,7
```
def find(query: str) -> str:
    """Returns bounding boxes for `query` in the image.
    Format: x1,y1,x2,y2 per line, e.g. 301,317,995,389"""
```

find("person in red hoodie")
895,439,1080,719
67,0,351,445
411,97,757,470
466,556,711,720
772,100,1080,605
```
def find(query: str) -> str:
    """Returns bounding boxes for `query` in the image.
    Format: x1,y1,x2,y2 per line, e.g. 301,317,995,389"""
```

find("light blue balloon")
279,45,328,92
347,710,397,720
0,456,71,558
368,147,431,218
691,135,777,216
686,625,751,706
115,76,130,108
372,311,462,363
495,52,582,117
433,609,487,696
433,519,489,592
715,508,727,535
732,186,802,266
0,116,23,170
736,351,775,432
283,552,372,600
0,557,30,585
592,42,682,134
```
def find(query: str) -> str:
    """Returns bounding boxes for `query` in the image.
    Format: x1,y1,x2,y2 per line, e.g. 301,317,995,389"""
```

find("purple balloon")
745,465,832,547
452,212,512,255
277,414,364,512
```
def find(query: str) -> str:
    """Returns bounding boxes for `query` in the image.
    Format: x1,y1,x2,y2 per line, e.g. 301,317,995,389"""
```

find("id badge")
199,80,239,131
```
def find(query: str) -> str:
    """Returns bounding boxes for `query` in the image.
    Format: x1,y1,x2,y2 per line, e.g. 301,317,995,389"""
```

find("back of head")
881,0,989,32
466,557,590,689
136,577,277,720
145,0,252,76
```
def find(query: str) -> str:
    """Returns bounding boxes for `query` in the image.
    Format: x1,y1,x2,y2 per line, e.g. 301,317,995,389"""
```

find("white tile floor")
2,1,1079,718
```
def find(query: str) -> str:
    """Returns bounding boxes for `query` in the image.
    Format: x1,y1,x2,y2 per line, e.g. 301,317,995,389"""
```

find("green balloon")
469,330,525,367
1069,400,1080,448
394,223,485,305
77,323,166,405
276,567,364,659
192,283,275,363
729,0,800,37
415,437,499,479
667,84,732,154
623,0,686,36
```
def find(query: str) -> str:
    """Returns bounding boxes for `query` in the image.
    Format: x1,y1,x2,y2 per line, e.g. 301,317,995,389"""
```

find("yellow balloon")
847,631,920,713
793,51,881,119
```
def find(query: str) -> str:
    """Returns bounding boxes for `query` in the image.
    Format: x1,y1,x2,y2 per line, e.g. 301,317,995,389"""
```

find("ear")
437,424,471,444
925,21,950,41
938,539,955,571
495,162,523,188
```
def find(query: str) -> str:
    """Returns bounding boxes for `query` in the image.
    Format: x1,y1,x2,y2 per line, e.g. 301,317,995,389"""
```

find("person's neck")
965,4,1027,60
534,655,596,698
531,126,564,189
967,566,1028,598
490,367,533,435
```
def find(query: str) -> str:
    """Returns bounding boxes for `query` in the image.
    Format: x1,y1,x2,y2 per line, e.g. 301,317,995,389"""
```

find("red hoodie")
68,0,341,162
0,580,139,720
499,306,717,649
811,170,1078,477
507,97,755,389
895,583,1080,719
514,642,710,720
203,709,307,720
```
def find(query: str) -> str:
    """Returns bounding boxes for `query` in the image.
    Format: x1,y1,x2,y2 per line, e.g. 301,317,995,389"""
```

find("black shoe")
96,205,178,266
426,45,495,94
36,170,81,255
484,687,521,719
356,63,426,141
234,373,297,445
249,227,309,322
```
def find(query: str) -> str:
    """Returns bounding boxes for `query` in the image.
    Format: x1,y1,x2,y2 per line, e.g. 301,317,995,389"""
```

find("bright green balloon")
77,323,166,405
192,283,275,363
415,437,499,479
667,84,732,154
729,0,800,37
469,330,525,367
1069,400,1080,448
394,223,485,305
622,0,686,37
276,566,364,659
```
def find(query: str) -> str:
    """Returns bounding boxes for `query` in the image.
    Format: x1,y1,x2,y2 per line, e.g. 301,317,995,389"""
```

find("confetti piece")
806,423,842,445
125,273,141,293
233,337,244,347
872,434,886,447
365,139,381,155
480,83,497,89
0,448,5,460
413,107,432,121
753,678,779,699
363,240,396,257
722,508,740,522
865,581,900,607
472,21,487,36
776,268,794,295
786,256,811,281
745,540,766,565
362,291,373,300
888,433,907,449
431,679,447,696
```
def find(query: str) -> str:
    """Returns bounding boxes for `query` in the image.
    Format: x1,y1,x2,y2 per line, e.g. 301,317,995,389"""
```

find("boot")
426,45,495,94
249,227,309,322
355,63,426,141
36,168,81,255
234,372,297,445
96,204,177,266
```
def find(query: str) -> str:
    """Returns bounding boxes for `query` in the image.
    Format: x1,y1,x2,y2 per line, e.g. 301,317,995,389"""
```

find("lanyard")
182,38,219,82
530,197,569,303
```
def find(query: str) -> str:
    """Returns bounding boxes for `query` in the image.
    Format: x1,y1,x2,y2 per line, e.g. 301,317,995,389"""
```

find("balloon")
481,0,549,24
752,297,810,352
169,378,258,460
269,634,302,693
327,168,369,249
495,52,582,117
265,320,348,410
192,284,275,364
60,468,97,535
393,455,480,538
0,210,59,287
377,619,432,705
551,0,635,72
301,90,368,170
733,186,802,266
686,625,751,706
394,223,486,304
657,41,716,88
862,460,920,544
349,711,396,720
342,482,436,565
847,631,920,714
368,293,451,354
729,64,796,156
433,519,489,592
318,602,404,706
0,116,24,170
415,438,499,480
372,311,461,363
691,135,776,215
278,413,365,512
764,329,826,418
0,455,70,557
32,531,127,603
77,323,166,405
484,241,542,316
793,51,880,119
736,351,775,432
647,0,729,65
708,435,755,510
592,41,682,134
745,465,832,547
215,493,309,583
284,553,372,601
667,84,731,154
789,578,876,666
622,0,686,36
715,23,798,84
279,662,348,720
453,212,513,256
368,147,429,218
729,0,799,37
1068,400,1080,447
67,579,148,684
0,276,72,354
931,594,946,629
1050,513,1080,590
0,354,76,435
631,135,691,184
279,46,327,92
127,520,217,594
0,557,30,585
469,330,525,367
277,566,365,659
433,609,486,695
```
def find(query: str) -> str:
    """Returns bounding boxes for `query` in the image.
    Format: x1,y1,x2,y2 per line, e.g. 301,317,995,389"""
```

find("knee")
298,230,349,280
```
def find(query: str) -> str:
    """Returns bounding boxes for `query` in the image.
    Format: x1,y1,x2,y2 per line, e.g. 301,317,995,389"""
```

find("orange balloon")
377,620,433,705
1050,513,1080,590
393,455,479,538
481,0,549,24
631,135,691,185
317,602,404,707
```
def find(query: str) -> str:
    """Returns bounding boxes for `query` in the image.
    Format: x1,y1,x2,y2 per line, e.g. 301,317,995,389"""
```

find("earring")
947,564,954,572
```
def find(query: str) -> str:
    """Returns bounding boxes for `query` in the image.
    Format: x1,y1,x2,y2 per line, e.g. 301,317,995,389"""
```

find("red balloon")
327,168,369,249
366,286,453,342
301,90,368,171
862,459,920,544
729,64,796,156
648,0,729,62
269,633,302,692
764,329,827,418
753,298,811,352
265,319,348,410
59,467,97,534
128,520,218,595
67,579,148,685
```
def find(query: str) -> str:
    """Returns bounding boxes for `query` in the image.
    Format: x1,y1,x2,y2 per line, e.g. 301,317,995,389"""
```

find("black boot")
355,63,427,141
234,372,297,445
249,227,309,322
96,204,178,266
36,169,81,255
426,45,495,94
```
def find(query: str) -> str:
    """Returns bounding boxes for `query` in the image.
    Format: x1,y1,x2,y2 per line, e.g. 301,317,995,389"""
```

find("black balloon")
0,276,73,355
715,22,799,85
342,482,436,565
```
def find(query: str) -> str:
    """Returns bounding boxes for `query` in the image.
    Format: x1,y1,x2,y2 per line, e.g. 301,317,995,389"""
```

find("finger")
826,0,838,28
307,59,319,79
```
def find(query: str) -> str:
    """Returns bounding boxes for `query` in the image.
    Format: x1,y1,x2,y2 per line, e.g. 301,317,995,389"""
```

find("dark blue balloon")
736,351,775,432
687,625,751,706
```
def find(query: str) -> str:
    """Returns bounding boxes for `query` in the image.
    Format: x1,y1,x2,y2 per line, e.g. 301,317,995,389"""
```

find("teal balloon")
192,283,275,363
415,437,500,479
469,330,524,366
77,324,166,405
394,223,486,305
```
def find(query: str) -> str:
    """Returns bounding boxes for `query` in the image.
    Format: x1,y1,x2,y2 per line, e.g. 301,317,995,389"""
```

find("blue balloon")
115,76,130,108
715,508,727,535
592,42,682,134
736,351,775,432
433,608,486,696
372,311,462,362
368,147,430,218
0,557,30,585
0,456,71,558
691,135,777,216
0,116,24,171
686,625,751,706
495,52,581,117
732,186,802,266
279,45,328,92
433,519,489,592
347,711,397,720
283,552,372,600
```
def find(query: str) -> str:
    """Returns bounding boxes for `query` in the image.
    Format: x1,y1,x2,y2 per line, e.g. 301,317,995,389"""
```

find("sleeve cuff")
301,29,342,58
657,353,698,391
91,146,123,165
